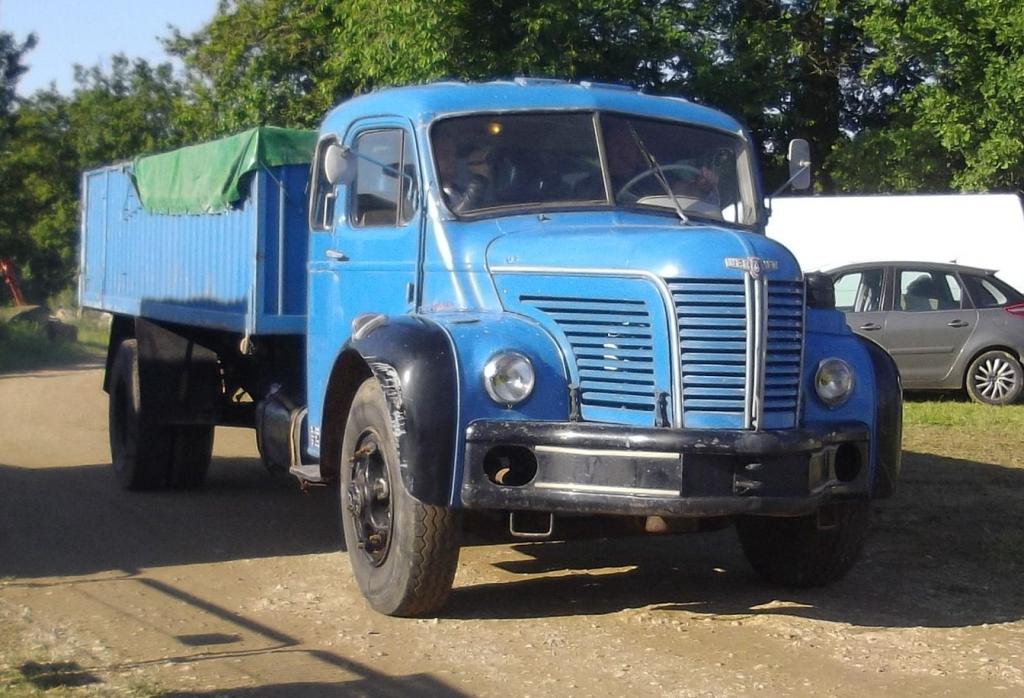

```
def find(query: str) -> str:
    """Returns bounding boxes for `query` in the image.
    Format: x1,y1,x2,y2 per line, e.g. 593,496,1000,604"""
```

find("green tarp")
132,126,317,214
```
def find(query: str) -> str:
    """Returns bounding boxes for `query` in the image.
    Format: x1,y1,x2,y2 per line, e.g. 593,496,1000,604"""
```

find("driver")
434,136,493,214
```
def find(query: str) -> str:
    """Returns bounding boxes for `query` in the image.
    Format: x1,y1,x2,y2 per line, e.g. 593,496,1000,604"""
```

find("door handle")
858,323,882,331
947,319,969,328
325,249,349,262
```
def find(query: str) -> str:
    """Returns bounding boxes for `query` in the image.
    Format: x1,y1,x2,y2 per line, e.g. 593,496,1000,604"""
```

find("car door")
833,266,888,339
881,267,979,387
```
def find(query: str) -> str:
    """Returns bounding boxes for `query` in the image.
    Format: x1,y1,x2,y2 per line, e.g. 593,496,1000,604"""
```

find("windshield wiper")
626,123,690,224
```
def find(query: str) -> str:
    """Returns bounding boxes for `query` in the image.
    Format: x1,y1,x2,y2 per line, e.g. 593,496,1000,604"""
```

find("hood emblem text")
724,256,779,279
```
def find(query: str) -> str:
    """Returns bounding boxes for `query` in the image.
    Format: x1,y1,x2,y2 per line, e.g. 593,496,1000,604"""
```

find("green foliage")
165,0,340,138
831,0,1024,192
0,319,103,374
1,54,187,300
3,0,1024,302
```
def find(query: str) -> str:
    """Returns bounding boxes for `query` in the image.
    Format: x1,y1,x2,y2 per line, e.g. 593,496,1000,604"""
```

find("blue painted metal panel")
496,274,673,427
320,81,745,139
802,308,878,482
79,163,308,335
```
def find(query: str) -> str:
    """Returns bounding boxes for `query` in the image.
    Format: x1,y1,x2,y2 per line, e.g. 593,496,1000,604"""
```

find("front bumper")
461,420,870,517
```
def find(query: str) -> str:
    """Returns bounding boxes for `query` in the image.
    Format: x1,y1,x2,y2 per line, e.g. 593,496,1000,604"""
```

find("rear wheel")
966,349,1023,405
109,340,172,490
340,378,461,616
108,339,214,490
735,500,870,587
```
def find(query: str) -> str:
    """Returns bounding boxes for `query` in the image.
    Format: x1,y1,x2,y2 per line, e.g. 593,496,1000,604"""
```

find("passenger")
602,118,720,206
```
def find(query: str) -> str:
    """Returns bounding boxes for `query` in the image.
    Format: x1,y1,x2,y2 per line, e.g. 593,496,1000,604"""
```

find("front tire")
735,500,870,587
965,349,1023,405
340,378,461,616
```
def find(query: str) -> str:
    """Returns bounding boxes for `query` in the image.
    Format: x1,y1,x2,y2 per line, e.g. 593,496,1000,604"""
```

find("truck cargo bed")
79,163,309,335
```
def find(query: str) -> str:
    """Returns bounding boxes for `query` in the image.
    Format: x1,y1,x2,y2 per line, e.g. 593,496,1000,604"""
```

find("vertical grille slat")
669,277,803,429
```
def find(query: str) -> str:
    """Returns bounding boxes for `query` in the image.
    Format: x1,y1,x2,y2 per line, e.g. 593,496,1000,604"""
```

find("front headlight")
815,358,854,407
483,352,535,406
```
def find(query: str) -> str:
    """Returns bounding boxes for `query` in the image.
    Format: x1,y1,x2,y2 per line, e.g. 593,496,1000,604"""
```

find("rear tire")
169,425,214,488
340,378,461,616
108,340,172,490
108,339,214,490
735,500,870,587
965,349,1023,405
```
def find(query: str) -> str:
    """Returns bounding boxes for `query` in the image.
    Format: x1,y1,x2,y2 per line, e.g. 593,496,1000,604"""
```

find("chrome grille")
669,279,747,425
520,295,657,416
765,280,804,424
668,277,803,429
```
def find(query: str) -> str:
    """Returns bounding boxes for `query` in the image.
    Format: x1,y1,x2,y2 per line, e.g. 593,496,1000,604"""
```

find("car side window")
834,269,883,312
963,274,1015,308
898,270,963,312
351,129,418,228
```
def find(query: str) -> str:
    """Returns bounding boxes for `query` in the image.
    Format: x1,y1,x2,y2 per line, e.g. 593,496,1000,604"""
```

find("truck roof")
320,79,746,138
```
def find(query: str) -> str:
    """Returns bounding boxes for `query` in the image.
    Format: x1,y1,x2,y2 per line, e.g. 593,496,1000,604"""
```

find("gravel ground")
1,366,1022,696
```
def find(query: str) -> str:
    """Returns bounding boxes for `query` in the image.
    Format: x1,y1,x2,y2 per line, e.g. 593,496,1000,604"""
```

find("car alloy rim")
345,429,393,566
973,356,1018,401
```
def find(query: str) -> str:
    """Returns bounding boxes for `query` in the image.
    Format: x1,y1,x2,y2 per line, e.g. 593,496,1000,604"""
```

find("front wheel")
735,500,870,587
340,378,461,616
965,349,1023,405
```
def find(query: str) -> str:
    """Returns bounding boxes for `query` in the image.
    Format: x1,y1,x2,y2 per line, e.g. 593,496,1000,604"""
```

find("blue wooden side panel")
79,164,308,335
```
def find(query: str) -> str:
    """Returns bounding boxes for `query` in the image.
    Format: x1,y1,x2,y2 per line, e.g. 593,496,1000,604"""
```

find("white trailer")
766,193,1024,291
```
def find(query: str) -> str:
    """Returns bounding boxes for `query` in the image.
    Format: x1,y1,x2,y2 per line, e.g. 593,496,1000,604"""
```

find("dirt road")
2,366,1023,696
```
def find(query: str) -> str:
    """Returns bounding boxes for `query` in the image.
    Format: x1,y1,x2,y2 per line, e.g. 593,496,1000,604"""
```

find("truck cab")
83,80,902,617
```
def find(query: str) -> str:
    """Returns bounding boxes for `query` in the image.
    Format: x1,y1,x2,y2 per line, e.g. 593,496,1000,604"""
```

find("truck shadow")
443,449,1024,629
2,449,1021,630
0,456,342,579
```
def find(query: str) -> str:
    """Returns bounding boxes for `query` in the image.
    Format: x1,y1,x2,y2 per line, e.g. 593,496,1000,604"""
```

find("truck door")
306,120,422,448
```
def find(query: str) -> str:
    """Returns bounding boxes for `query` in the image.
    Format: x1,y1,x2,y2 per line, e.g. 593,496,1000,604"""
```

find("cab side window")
898,270,963,312
834,269,883,312
351,129,419,228
309,136,340,231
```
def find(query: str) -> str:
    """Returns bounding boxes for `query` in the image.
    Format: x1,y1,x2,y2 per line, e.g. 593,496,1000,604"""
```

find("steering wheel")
617,163,703,201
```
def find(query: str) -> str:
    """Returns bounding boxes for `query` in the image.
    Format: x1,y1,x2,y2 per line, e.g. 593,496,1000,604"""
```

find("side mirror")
323,143,355,186
787,138,811,191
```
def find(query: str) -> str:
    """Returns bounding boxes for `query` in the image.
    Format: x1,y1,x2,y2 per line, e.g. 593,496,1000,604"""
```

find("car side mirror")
323,143,356,187
787,139,811,191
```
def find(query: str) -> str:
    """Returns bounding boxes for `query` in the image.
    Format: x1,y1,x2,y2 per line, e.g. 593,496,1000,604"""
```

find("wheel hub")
346,431,393,566
974,356,1017,401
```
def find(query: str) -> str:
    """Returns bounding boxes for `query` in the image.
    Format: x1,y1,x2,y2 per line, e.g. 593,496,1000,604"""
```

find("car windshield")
430,111,759,226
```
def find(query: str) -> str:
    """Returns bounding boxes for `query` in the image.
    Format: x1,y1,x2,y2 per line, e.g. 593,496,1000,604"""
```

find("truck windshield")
430,111,759,226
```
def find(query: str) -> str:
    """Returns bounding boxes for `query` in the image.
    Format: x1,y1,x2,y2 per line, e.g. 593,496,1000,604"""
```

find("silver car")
829,262,1024,405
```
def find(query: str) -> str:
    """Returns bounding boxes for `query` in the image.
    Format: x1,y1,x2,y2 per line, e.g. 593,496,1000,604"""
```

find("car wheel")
965,350,1023,405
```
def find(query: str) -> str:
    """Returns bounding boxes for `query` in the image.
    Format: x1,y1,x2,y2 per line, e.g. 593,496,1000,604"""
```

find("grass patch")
903,399,1024,429
0,313,107,374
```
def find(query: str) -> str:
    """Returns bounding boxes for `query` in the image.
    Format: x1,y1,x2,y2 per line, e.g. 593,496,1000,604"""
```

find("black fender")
859,336,902,497
330,315,458,506
104,316,222,425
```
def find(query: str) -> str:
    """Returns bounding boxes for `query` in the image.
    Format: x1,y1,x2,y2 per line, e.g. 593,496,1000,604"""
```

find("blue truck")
80,80,902,616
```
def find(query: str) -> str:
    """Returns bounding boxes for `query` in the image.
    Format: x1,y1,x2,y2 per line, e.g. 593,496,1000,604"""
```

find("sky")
1,0,219,96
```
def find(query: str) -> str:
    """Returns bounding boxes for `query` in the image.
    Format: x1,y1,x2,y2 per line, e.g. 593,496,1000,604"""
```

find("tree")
831,0,1024,192
0,55,188,301
0,31,35,132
